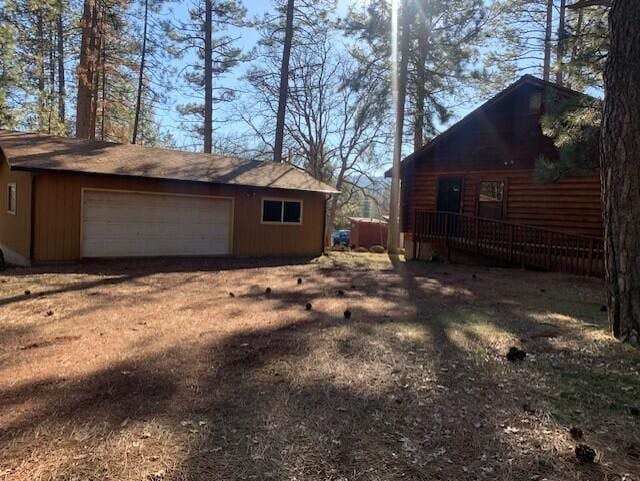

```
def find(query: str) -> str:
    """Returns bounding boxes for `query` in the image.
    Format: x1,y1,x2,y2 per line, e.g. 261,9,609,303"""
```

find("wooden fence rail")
413,210,604,277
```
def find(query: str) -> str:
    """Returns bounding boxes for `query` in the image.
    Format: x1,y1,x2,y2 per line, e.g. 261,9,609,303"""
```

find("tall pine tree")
3,0,66,134
166,0,247,153
345,0,487,151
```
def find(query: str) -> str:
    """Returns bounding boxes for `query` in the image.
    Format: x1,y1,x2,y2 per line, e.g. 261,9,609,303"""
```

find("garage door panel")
83,239,226,257
82,190,232,257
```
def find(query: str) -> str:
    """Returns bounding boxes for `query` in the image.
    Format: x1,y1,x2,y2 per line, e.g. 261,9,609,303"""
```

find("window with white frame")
261,198,302,224
6,183,16,215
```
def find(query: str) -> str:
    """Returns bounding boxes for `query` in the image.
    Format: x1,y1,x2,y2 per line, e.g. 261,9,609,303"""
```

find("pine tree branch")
568,0,611,9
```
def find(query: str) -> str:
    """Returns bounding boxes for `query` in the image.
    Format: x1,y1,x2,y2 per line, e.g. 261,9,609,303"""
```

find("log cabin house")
394,75,604,276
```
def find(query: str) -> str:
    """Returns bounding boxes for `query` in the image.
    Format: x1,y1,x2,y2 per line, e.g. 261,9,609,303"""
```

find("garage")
81,189,233,258
1,129,339,264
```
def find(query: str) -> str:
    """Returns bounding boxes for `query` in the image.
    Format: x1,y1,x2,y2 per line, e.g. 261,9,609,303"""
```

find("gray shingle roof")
0,130,339,194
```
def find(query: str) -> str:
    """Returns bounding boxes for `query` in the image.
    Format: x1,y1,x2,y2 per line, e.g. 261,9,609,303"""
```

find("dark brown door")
437,177,463,213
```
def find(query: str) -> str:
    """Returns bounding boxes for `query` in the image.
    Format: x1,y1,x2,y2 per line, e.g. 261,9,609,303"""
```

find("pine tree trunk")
568,6,583,88
56,6,65,125
388,0,412,253
556,0,566,85
49,27,56,133
36,9,46,131
76,0,102,139
274,0,295,163
76,0,95,138
600,0,640,344
132,0,148,144
91,4,105,141
203,0,213,153
543,0,553,81
413,15,427,152
99,30,106,140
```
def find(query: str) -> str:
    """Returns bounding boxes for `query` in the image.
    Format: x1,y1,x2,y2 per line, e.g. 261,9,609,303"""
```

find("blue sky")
160,0,370,150
157,0,557,172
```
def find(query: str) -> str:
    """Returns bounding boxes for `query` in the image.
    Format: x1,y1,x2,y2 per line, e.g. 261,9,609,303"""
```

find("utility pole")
387,0,411,253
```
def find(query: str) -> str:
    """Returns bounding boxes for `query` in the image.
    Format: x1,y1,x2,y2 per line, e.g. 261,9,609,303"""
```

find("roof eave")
10,164,340,195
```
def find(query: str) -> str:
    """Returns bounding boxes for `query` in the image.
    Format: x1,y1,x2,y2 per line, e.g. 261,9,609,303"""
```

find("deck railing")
413,210,604,277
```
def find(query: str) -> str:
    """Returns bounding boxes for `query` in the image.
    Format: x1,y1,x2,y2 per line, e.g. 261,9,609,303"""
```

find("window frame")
6,182,16,215
477,180,505,204
475,179,507,220
260,197,303,225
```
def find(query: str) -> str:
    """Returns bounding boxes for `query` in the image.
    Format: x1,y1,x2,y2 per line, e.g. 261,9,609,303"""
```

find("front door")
437,177,463,213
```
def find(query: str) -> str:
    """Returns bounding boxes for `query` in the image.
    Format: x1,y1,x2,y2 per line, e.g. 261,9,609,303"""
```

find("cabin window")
6,183,16,215
479,181,504,203
261,198,302,224
529,92,542,113
477,181,504,220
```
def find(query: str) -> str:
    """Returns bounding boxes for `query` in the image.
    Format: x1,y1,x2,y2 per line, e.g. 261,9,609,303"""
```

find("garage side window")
261,198,302,224
6,183,16,215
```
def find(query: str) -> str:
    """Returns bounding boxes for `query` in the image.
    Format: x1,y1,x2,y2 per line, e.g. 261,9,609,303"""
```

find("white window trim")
7,183,16,215
260,197,303,225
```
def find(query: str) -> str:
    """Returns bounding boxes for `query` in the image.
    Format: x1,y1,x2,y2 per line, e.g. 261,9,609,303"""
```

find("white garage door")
82,190,232,257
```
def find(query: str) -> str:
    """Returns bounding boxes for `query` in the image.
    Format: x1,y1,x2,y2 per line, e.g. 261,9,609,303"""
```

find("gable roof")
385,75,590,177
0,130,339,194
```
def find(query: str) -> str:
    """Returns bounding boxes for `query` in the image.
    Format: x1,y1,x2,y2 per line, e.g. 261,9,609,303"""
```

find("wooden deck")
413,210,604,277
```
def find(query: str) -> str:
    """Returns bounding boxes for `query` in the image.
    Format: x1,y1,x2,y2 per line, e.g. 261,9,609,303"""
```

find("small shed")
0,130,338,266
349,217,388,249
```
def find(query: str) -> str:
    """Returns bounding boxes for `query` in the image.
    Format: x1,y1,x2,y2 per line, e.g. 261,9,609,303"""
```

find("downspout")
321,194,329,255
30,175,36,262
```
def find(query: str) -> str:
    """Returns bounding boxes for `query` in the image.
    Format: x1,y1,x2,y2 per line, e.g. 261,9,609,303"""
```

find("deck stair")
413,210,604,277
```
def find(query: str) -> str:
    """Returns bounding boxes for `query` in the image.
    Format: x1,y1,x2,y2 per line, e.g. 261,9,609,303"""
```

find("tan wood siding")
0,158,32,262
33,172,326,262
403,169,602,238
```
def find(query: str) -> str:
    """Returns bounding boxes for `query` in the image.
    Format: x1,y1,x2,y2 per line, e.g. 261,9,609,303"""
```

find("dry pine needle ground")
0,253,638,481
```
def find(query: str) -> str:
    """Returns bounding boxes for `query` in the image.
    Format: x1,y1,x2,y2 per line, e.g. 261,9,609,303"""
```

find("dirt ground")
0,253,638,481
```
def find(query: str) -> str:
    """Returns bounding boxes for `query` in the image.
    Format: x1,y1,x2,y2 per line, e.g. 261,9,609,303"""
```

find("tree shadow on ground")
0,358,179,438
166,259,613,480
2,255,634,480
2,256,319,278
391,257,637,478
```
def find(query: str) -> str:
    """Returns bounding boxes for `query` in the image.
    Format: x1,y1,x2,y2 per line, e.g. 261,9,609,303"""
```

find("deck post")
474,216,479,253
508,223,514,261
587,238,594,277
413,210,418,260
444,213,451,261
546,231,552,269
